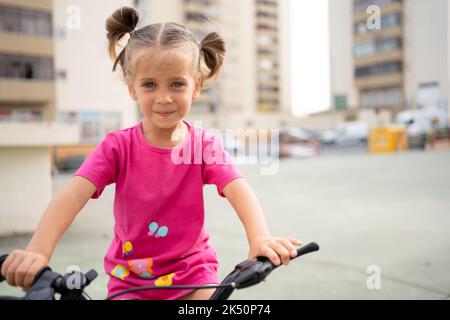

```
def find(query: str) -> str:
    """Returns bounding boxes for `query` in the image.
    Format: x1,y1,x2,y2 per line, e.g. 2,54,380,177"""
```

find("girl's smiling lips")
154,111,176,118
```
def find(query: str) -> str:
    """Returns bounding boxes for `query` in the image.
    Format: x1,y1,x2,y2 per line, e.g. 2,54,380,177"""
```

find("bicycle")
0,242,319,300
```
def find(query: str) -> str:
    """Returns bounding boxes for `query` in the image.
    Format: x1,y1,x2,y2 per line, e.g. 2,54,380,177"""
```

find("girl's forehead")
133,47,197,80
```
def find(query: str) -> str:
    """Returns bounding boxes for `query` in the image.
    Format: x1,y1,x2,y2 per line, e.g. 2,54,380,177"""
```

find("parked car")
279,128,321,143
394,108,447,150
320,130,339,145
55,155,86,172
224,136,245,155
320,122,369,146
279,128,321,158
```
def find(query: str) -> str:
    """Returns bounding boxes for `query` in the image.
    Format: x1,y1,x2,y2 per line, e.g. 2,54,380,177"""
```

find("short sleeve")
74,132,121,199
202,132,243,197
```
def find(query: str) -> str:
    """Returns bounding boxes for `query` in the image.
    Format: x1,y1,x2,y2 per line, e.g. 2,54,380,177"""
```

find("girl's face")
128,47,202,130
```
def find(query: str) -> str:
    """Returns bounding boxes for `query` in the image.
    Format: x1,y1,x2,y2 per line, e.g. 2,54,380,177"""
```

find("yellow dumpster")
369,126,408,154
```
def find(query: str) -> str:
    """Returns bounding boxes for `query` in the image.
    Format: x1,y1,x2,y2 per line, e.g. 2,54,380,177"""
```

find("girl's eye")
172,81,184,88
143,82,155,89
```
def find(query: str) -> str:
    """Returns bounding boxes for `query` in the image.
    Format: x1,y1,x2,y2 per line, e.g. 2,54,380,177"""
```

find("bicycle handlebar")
0,242,319,300
0,255,7,282
210,242,319,300
0,254,97,300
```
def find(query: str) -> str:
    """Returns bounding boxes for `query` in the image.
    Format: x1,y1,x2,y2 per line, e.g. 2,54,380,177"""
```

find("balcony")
354,25,403,43
355,72,403,90
256,16,278,28
0,121,79,147
354,48,403,67
0,78,54,103
0,32,53,57
0,0,52,11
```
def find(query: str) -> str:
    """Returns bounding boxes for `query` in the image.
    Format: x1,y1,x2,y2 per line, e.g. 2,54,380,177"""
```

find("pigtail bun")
200,32,226,81
106,6,140,71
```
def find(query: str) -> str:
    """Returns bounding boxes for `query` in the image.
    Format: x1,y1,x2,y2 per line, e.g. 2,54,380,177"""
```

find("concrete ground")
1,149,450,300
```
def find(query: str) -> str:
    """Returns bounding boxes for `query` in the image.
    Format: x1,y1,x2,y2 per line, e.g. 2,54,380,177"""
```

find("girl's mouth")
155,111,175,118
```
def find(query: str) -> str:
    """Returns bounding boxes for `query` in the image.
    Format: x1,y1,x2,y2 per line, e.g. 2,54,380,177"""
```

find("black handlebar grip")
0,255,8,282
295,242,319,258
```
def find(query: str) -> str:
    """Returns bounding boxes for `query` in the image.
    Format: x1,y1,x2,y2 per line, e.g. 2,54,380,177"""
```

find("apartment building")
53,0,136,144
353,0,405,112
0,0,80,235
0,0,55,121
329,0,449,127
137,0,292,129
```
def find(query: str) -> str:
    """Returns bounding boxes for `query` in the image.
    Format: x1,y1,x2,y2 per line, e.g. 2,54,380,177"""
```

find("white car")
321,122,369,146
395,108,447,150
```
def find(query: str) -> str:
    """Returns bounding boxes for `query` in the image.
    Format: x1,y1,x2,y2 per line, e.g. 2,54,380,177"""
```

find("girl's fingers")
6,254,25,287
268,241,291,265
286,238,303,246
14,256,34,288
261,246,281,266
277,238,298,258
23,259,43,289
0,253,13,279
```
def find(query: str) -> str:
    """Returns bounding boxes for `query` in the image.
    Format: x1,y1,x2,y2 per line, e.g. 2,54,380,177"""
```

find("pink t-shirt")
74,119,243,300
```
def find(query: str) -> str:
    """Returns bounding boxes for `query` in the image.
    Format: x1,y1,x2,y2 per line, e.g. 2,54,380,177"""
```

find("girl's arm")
0,176,96,288
26,176,96,258
222,178,302,266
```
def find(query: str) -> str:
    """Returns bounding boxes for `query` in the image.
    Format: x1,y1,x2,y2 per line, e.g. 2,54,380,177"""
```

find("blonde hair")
105,6,226,86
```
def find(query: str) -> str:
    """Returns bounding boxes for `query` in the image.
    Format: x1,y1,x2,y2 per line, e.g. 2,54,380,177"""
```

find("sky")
290,0,331,117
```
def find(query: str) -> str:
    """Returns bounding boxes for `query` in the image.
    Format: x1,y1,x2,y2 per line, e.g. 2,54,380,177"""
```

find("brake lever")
24,267,60,300
232,242,320,289
0,255,58,300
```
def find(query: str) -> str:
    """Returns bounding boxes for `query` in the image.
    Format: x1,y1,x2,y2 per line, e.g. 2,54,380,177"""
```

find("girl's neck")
141,118,187,148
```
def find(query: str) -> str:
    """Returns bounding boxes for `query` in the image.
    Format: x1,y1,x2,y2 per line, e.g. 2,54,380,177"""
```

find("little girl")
0,6,302,300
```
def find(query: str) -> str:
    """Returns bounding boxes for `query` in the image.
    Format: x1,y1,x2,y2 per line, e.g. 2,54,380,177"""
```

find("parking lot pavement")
319,142,369,157
1,149,450,299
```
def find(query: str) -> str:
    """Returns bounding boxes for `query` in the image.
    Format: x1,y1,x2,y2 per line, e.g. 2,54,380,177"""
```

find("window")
185,0,213,5
382,12,401,28
354,42,376,57
417,83,440,108
256,11,277,19
0,54,54,80
11,110,43,122
0,5,52,37
256,24,277,32
185,12,209,21
354,12,401,34
334,95,347,110
57,112,121,143
256,0,277,6
258,35,273,46
354,37,402,57
259,59,274,70
361,87,403,108
56,70,67,80
353,0,402,14
355,62,402,77
35,11,52,36
259,72,278,81
0,109,43,122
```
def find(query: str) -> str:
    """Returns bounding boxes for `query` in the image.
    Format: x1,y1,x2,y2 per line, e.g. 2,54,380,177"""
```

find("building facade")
137,0,293,130
0,0,80,235
329,0,449,127
0,0,55,122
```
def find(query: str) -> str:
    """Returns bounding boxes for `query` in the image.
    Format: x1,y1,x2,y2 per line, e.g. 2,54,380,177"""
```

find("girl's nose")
156,92,173,104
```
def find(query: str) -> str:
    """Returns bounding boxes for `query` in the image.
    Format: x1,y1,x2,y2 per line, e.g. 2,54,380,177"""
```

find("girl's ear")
192,79,202,100
128,84,138,101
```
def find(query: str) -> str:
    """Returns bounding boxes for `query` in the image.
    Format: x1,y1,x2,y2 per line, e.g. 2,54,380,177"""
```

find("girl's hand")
0,249,49,290
248,236,303,266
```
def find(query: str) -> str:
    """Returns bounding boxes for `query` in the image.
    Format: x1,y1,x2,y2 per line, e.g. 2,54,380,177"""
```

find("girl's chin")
150,116,180,128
